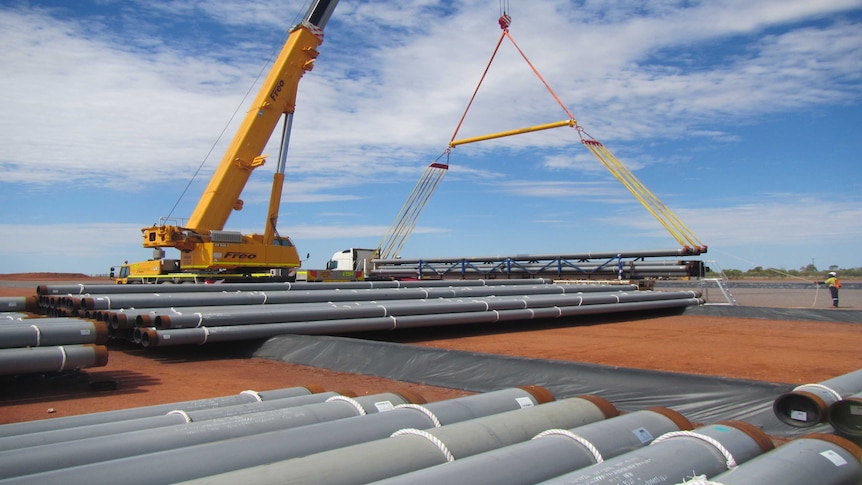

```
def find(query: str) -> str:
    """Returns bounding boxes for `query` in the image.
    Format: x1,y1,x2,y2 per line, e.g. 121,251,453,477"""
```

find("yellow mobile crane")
114,0,341,284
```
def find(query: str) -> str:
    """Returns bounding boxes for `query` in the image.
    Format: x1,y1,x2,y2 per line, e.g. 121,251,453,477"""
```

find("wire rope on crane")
379,6,706,260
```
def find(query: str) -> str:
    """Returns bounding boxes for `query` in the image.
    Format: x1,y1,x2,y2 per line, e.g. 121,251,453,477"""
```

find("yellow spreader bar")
449,119,576,147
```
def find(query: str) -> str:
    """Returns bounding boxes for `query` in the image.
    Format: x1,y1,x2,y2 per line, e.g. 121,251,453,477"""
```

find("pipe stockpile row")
773,368,862,446
0,307,109,376
1,385,860,484
33,280,702,348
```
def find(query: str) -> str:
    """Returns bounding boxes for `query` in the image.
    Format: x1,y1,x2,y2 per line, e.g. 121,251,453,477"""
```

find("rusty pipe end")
140,328,159,347
110,313,128,330
799,433,862,463
717,420,775,453
773,390,829,427
646,407,694,431
301,384,327,394
574,394,620,418
828,397,862,439
136,314,153,328
93,322,109,345
519,385,555,405
88,344,110,367
391,389,427,405
154,314,170,329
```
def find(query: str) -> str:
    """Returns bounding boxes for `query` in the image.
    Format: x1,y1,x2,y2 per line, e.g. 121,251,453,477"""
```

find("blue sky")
1,0,861,275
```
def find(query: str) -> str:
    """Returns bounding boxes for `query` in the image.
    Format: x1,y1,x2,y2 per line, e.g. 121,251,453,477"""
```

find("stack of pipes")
0,297,108,376
33,280,702,348
774,368,862,447
2,385,860,484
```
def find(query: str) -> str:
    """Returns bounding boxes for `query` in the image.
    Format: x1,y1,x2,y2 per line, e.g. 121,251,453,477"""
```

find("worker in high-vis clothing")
820,271,841,308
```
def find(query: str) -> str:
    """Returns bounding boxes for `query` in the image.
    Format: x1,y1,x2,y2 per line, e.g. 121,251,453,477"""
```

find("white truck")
295,248,378,282
326,248,377,274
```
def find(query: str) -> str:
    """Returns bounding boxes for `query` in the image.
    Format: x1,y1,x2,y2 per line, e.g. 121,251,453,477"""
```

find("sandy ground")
2,274,860,425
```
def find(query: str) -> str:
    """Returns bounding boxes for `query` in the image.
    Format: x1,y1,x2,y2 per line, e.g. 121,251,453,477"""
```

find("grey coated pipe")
0,344,108,376
0,320,107,348
706,434,862,485
37,278,550,297
533,421,774,485
0,385,318,437
0,392,413,479
0,391,343,452
827,391,862,441
141,297,702,347
76,283,635,311
370,407,693,485
177,395,618,485
0,296,38,313
150,289,685,330
774,368,862,427
0,387,552,485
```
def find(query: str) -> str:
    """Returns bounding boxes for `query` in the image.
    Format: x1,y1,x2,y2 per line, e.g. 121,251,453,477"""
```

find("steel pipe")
179,395,618,485
705,434,862,484
0,296,38,313
1,387,551,485
827,391,862,441
0,392,414,479
36,278,551,300
0,344,108,376
774,368,862,427
371,407,692,485
0,320,107,348
533,421,774,485
0,386,319,437
141,297,702,347
149,289,688,330
0,391,344,452
75,283,635,311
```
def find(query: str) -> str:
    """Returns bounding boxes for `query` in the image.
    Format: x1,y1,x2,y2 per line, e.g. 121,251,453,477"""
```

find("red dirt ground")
2,274,860,425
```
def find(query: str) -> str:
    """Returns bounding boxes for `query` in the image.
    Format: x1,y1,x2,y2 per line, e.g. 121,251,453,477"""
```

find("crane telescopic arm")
187,0,338,232
142,0,338,253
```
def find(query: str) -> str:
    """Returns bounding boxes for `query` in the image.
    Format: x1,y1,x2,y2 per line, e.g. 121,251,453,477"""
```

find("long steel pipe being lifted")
374,248,704,265
3,387,551,485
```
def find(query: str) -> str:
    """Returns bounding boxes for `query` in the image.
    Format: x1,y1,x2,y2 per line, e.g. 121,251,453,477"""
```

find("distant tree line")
707,265,861,279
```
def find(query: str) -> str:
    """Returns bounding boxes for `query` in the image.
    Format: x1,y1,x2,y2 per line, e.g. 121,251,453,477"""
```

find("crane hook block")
498,13,512,30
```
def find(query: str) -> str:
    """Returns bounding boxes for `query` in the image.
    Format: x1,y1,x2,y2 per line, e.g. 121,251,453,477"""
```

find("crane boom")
187,0,337,232
127,0,338,281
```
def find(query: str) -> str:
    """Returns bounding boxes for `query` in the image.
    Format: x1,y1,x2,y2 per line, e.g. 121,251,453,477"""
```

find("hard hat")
828,272,837,277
